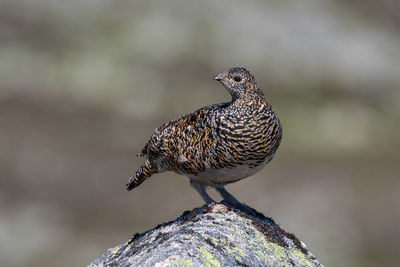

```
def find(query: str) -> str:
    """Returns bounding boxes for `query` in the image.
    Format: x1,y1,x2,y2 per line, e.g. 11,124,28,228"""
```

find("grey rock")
88,202,323,267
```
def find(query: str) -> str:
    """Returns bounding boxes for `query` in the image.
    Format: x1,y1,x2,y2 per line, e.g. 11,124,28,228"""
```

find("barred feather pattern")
127,67,282,190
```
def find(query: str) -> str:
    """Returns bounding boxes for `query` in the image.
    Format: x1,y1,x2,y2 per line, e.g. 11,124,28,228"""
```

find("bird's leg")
190,181,215,204
215,186,258,216
215,186,241,206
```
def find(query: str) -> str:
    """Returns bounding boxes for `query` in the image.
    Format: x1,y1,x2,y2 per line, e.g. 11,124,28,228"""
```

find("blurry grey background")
1,0,399,266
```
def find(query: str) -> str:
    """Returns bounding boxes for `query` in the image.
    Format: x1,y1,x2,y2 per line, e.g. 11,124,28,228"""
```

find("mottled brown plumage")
127,67,282,205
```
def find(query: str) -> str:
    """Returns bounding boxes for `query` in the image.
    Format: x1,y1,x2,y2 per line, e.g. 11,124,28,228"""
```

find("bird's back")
140,98,282,185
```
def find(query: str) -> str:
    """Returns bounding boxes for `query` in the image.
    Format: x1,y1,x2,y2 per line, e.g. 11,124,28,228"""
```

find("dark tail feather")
126,160,156,191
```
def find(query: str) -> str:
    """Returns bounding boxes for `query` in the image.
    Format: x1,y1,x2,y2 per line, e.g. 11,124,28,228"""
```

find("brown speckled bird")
127,67,282,206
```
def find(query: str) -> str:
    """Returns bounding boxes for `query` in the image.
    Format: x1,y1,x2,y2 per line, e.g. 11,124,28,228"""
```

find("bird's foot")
220,199,256,216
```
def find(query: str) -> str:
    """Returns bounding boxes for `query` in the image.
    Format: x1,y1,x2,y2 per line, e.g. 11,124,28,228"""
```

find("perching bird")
127,67,282,207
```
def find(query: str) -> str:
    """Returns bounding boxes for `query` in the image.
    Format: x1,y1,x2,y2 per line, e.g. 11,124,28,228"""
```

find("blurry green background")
1,0,399,266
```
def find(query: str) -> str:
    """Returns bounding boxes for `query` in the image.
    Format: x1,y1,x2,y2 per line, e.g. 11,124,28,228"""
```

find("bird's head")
214,67,264,100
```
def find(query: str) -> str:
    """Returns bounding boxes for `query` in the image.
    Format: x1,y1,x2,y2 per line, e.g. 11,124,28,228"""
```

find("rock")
88,202,323,267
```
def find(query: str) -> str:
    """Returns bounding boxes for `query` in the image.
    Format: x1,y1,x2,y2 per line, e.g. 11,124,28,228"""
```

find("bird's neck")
232,92,267,106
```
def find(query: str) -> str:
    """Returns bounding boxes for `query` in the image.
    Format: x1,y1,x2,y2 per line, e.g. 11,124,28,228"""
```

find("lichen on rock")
88,202,323,267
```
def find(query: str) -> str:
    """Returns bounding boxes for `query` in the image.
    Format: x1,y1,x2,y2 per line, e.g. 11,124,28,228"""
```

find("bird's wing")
139,104,226,174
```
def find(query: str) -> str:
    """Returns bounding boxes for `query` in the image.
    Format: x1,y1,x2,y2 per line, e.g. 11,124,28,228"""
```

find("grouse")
127,67,282,206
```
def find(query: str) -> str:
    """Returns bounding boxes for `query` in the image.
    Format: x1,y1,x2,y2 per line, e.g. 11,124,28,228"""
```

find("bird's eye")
233,76,242,82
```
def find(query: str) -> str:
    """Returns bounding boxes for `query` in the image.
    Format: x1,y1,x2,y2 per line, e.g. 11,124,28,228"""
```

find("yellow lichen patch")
292,249,312,266
219,237,227,245
267,242,290,266
224,245,245,262
196,247,221,267
169,258,193,267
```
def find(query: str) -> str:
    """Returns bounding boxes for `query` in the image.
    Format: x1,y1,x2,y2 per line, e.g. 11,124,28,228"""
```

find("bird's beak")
213,75,222,81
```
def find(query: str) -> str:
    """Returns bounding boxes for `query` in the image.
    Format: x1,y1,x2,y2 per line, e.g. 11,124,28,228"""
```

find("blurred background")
1,0,399,266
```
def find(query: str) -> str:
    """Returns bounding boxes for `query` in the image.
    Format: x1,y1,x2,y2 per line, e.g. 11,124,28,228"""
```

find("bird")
126,67,282,207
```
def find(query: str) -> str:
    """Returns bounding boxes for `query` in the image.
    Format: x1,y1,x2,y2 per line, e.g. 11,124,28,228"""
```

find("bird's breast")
187,154,273,186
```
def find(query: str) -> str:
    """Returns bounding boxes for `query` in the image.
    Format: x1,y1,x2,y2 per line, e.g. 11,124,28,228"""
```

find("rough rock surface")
88,202,323,267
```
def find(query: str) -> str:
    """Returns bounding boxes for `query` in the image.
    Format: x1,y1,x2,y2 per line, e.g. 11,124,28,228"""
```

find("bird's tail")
126,160,157,190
